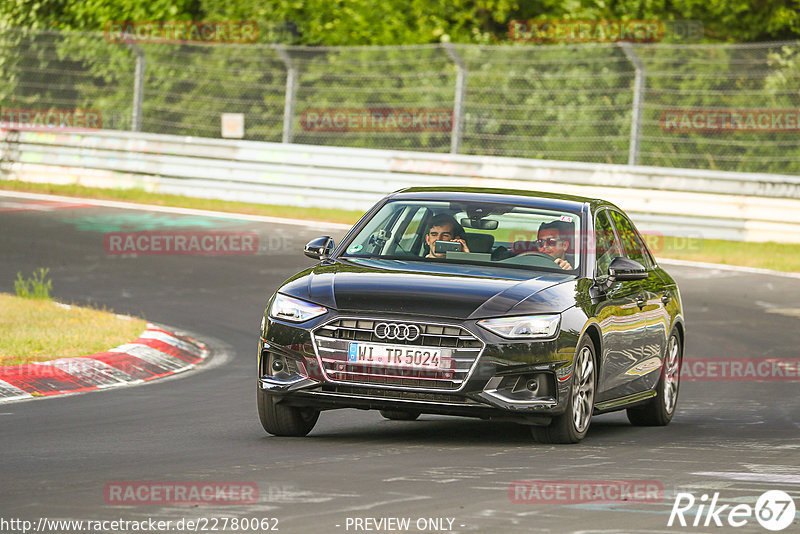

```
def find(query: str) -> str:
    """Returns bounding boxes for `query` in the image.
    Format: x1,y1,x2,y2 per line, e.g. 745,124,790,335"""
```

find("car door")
592,209,647,403
608,210,669,393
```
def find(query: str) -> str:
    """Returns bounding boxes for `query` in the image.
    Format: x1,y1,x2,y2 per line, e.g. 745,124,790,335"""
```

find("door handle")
661,292,671,304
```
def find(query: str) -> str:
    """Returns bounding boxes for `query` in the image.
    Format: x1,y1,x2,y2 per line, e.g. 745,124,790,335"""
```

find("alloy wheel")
663,336,680,415
572,346,595,433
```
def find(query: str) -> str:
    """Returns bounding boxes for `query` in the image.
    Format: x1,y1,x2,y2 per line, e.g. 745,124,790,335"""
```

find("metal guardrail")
3,128,800,242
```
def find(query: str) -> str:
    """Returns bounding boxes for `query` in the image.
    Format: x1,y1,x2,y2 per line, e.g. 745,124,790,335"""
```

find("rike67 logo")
669,490,796,531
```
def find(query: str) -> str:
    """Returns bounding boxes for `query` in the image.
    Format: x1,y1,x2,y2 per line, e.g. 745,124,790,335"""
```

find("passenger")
424,214,471,258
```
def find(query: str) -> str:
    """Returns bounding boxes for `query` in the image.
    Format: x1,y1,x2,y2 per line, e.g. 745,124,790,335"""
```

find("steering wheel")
517,252,554,260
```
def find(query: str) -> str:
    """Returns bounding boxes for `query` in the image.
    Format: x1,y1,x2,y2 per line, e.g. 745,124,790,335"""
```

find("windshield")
340,199,582,274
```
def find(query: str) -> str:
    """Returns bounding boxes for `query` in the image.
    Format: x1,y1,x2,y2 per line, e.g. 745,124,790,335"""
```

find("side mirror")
304,236,335,260
608,256,648,281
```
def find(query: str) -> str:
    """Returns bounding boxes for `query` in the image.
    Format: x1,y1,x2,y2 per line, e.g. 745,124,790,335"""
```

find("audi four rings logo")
374,322,420,341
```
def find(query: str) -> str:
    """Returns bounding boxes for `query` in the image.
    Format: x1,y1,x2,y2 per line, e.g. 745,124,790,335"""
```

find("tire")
379,409,421,421
257,387,319,436
531,338,596,444
627,332,682,426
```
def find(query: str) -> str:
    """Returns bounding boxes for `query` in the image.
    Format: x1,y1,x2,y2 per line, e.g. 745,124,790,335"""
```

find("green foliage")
14,268,53,300
4,0,800,44
199,0,517,45
3,2,800,172
0,0,204,31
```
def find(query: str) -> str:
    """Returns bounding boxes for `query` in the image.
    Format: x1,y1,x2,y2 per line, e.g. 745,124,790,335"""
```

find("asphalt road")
1,192,798,534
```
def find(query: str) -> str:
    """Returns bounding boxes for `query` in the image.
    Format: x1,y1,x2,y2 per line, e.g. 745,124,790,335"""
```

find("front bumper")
259,312,580,423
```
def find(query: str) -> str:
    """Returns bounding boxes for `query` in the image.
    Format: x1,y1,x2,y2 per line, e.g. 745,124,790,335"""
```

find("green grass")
2,181,799,273
0,294,147,366
0,181,365,225
14,267,52,299
654,236,800,272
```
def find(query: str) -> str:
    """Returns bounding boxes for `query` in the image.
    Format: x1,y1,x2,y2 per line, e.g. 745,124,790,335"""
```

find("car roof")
388,186,609,212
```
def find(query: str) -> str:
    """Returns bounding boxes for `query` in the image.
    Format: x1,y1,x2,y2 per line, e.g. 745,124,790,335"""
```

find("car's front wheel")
531,338,596,444
627,331,682,426
379,409,421,421
257,387,319,436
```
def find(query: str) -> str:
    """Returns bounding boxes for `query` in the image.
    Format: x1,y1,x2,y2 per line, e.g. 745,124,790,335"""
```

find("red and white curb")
0,323,208,402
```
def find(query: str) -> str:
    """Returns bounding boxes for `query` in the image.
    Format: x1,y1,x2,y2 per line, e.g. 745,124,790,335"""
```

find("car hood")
277,259,578,319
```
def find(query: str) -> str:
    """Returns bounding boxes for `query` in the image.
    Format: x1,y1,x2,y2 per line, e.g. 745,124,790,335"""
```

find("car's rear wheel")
531,338,596,444
257,387,319,436
627,332,681,426
379,409,421,421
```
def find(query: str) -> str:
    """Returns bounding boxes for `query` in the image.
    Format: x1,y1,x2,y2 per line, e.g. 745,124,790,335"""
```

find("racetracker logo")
104,21,259,44
0,108,102,132
508,19,702,43
506,230,703,255
300,108,453,133
509,19,663,43
509,480,663,504
104,482,258,505
681,357,800,381
661,109,800,133
104,231,258,255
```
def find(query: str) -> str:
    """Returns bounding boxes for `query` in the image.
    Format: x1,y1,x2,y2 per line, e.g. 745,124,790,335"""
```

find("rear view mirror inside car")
461,218,499,230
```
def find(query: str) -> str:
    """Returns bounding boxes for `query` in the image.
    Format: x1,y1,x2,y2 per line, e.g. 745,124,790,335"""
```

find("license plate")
347,342,444,370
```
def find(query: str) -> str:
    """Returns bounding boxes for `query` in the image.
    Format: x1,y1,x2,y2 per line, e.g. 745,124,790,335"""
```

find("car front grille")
312,318,483,391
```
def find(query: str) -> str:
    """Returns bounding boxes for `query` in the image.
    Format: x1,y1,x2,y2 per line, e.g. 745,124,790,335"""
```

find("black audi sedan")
257,187,685,443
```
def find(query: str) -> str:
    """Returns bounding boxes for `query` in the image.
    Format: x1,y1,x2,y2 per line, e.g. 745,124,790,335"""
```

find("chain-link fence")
3,28,800,174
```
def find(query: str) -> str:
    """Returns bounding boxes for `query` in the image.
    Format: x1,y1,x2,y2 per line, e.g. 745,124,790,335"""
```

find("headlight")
477,314,561,339
269,293,328,322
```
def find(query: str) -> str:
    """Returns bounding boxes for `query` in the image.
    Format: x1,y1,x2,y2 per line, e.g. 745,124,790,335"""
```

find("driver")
536,220,574,270
425,214,470,258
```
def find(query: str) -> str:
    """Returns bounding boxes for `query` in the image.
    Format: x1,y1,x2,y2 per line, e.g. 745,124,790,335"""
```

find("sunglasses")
536,238,560,247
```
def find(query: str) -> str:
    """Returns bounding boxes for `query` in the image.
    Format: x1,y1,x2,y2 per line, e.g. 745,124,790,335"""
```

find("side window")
348,205,409,256
397,207,429,255
595,210,623,276
609,211,651,268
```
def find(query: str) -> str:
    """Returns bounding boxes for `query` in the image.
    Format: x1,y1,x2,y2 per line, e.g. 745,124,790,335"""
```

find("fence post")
443,43,467,155
127,42,145,132
619,42,645,166
275,45,298,144
0,129,21,180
